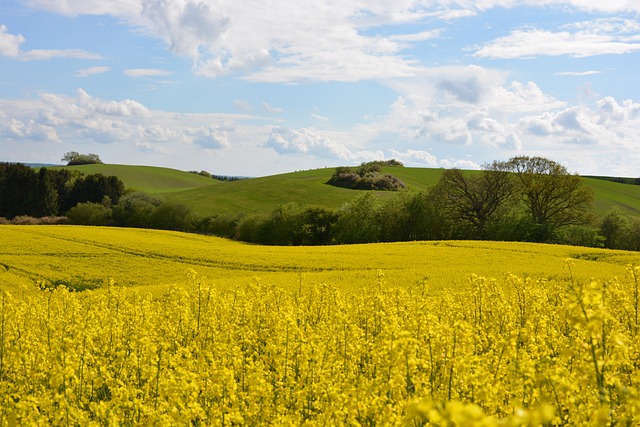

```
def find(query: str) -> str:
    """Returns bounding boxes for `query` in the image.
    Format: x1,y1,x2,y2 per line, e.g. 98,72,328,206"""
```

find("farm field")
1,225,640,424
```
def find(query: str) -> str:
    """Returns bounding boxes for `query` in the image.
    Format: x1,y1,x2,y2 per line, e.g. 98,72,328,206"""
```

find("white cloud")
518,98,640,149
20,49,102,61
389,149,438,167
188,125,231,149
556,70,602,76
102,0,442,82
311,113,329,122
0,24,102,61
262,102,284,114
0,25,25,58
76,66,111,77
18,1,639,82
265,127,353,159
124,68,172,77
24,0,141,18
439,158,481,170
489,81,566,112
474,18,640,59
0,89,265,152
233,99,253,112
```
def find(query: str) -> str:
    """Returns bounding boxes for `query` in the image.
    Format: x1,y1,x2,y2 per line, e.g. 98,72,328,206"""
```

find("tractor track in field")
8,228,333,273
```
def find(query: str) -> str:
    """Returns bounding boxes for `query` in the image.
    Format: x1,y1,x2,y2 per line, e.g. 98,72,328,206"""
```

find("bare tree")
437,161,516,238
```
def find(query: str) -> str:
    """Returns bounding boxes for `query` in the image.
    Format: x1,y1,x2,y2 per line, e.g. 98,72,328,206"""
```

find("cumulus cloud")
18,1,640,83
0,25,25,57
34,0,442,82
518,98,640,148
0,89,261,152
489,81,566,112
188,125,231,149
389,149,438,167
265,127,353,159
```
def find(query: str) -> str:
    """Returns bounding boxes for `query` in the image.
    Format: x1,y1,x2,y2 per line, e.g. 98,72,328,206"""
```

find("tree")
62,173,125,212
299,206,339,245
600,209,627,249
505,156,593,241
36,168,58,217
149,201,197,231
62,152,103,166
0,163,38,218
112,192,162,228
333,193,381,244
436,161,516,239
66,202,112,226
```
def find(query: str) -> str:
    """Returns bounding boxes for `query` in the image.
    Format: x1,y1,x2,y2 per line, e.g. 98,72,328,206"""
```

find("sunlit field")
1,225,640,425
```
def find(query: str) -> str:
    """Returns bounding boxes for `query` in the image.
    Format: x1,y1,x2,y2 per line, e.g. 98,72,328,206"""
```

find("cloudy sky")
1,1,639,177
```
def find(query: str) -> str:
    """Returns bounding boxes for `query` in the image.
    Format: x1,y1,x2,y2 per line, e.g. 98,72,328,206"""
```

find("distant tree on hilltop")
62,152,103,166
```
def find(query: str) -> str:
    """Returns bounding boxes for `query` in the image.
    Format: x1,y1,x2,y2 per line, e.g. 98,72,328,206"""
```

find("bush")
327,162,406,191
196,214,239,238
148,201,197,232
67,202,112,226
112,192,162,228
235,214,269,243
7,216,69,225
553,225,605,248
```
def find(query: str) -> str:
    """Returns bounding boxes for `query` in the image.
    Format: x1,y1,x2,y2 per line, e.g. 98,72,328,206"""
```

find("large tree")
505,156,593,239
437,161,516,239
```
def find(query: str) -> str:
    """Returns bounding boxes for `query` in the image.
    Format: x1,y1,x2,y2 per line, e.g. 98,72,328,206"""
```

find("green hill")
54,164,640,218
53,164,217,194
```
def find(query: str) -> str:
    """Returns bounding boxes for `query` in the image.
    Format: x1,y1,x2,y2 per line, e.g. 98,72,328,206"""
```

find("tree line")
0,163,124,219
2,157,640,251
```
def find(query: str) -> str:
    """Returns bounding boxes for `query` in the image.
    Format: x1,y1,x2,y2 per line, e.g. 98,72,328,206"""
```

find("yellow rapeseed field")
1,225,640,425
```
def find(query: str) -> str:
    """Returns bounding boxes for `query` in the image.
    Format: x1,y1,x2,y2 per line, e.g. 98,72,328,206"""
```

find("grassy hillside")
53,164,217,194
54,163,640,218
164,167,449,216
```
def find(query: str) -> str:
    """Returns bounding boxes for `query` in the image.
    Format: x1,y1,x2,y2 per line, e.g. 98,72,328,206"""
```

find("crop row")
1,265,640,425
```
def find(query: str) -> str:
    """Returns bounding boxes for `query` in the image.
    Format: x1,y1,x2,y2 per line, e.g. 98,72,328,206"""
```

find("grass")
52,164,640,218
53,164,217,194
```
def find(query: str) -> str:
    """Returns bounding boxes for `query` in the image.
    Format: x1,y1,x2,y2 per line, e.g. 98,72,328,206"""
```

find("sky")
1,1,639,177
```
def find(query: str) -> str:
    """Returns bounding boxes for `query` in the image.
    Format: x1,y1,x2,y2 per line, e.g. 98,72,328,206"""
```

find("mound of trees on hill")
327,160,406,191
62,152,103,166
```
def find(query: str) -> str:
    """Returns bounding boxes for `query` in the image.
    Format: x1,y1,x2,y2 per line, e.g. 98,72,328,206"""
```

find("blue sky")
1,1,639,177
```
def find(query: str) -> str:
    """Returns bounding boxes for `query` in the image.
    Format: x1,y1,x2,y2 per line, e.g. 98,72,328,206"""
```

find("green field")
54,164,217,194
51,163,640,218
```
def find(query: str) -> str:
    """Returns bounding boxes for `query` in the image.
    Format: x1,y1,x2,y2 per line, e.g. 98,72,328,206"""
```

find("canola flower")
1,264,640,425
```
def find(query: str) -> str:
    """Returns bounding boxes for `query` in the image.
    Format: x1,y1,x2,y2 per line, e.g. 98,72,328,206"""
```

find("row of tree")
3,157,639,251
0,163,124,218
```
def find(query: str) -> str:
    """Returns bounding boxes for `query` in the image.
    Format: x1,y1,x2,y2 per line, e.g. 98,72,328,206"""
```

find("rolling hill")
50,163,640,218
53,164,217,194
